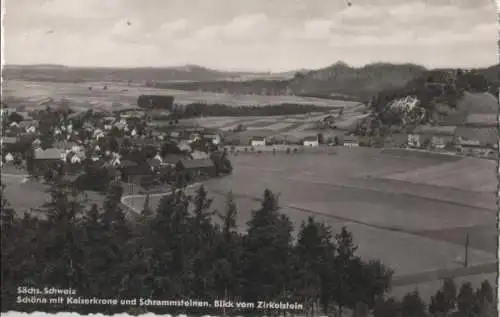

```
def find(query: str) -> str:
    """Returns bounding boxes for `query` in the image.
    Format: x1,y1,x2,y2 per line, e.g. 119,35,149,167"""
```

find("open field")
2,176,106,217
465,113,497,125
129,148,496,286
3,147,496,298
179,111,363,139
2,79,357,108
382,157,496,193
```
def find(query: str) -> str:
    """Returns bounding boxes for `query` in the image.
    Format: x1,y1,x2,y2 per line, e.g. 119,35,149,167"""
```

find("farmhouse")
1,137,19,147
342,135,360,148
202,133,222,145
163,154,186,166
177,158,216,181
251,137,267,147
413,125,457,149
455,126,498,156
410,125,457,150
303,136,319,147
118,161,154,184
19,120,38,132
34,148,65,175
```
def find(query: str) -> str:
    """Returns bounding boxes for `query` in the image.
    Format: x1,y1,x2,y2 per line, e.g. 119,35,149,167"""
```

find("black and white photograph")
1,0,499,316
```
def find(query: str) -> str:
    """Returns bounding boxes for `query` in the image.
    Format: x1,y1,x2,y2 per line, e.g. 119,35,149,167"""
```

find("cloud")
3,0,498,70
186,13,272,45
160,19,189,34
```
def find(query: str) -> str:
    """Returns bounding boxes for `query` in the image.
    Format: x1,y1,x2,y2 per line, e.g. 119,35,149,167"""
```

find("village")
1,89,497,202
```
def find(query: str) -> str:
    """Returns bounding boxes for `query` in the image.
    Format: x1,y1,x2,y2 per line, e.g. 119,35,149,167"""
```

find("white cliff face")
388,95,420,111
385,95,427,125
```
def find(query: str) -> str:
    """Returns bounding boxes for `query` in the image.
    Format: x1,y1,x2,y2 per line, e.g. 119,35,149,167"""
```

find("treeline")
149,63,429,101
2,182,393,315
170,103,334,119
152,79,292,95
1,181,497,316
150,64,499,107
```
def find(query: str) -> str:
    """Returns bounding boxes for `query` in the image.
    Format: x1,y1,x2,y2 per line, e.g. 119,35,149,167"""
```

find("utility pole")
222,285,227,317
464,233,469,268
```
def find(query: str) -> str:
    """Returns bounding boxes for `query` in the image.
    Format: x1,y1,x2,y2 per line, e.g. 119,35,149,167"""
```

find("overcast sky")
3,0,499,71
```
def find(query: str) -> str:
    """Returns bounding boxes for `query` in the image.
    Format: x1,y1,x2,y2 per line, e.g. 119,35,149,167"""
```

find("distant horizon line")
3,61,497,73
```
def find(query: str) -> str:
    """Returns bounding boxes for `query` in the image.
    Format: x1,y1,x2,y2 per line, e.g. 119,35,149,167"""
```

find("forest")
1,179,496,316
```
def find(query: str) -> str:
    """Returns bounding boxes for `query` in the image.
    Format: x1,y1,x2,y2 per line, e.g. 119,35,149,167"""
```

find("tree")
442,278,457,313
401,290,427,317
294,216,334,316
474,281,496,317
457,282,475,317
161,141,183,157
218,191,238,242
356,260,394,308
317,133,324,144
8,112,24,123
141,193,153,217
188,185,217,298
213,191,243,298
373,297,401,317
243,189,293,303
1,185,16,229
37,180,88,291
475,280,494,305
429,290,446,316
330,226,360,315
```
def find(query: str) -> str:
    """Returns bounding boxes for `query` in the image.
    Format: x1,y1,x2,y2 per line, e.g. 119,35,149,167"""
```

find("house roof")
455,126,498,145
179,158,214,169
62,173,84,183
18,120,38,128
120,162,152,175
252,136,266,141
35,148,65,160
163,154,186,165
53,141,78,149
303,136,318,141
120,160,138,168
342,135,359,143
2,137,19,145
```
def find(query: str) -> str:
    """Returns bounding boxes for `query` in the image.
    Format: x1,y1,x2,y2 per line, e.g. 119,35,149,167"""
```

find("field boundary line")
281,176,497,213
208,189,496,255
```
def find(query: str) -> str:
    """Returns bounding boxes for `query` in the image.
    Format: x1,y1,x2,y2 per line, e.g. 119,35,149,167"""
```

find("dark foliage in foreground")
1,182,495,316
1,182,392,315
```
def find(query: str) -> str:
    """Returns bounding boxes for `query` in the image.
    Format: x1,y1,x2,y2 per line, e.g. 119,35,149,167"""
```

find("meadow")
3,146,496,302
2,79,356,109
132,148,496,290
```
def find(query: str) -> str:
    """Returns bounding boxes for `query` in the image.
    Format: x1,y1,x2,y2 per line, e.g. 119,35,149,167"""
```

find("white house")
4,153,14,163
407,134,419,148
251,137,267,147
303,136,319,147
343,136,360,148
203,133,222,145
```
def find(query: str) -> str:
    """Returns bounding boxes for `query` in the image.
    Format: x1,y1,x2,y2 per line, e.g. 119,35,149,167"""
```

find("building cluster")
1,107,229,193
